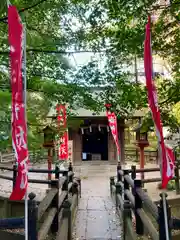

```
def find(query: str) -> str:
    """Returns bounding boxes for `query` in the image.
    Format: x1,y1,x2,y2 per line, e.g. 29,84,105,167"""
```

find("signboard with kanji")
68,140,73,163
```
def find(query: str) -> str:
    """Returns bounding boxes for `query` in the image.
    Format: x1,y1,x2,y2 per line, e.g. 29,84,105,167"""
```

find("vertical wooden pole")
62,200,72,240
110,177,115,196
12,164,17,190
28,192,38,240
68,162,73,172
62,170,69,200
123,200,132,240
124,170,129,201
115,182,122,209
55,166,60,179
51,180,60,233
158,193,171,240
134,180,144,235
117,162,122,182
139,146,145,181
76,178,81,198
131,165,136,180
48,148,52,181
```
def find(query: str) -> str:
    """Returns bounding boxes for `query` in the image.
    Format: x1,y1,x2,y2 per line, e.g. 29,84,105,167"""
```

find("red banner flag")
56,104,67,128
105,104,120,158
144,16,174,188
59,131,69,160
8,5,29,200
56,104,68,160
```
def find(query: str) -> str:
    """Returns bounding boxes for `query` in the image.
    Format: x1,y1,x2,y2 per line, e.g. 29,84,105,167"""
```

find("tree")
59,0,180,127
0,0,92,151
0,0,91,97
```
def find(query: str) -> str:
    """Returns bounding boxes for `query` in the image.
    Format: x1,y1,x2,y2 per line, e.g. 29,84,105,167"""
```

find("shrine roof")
47,105,146,119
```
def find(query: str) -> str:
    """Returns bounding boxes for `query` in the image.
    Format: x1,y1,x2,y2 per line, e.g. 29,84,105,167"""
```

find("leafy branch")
0,0,48,23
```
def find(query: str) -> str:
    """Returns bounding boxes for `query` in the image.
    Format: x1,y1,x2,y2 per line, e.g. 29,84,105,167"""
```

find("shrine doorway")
82,127,108,161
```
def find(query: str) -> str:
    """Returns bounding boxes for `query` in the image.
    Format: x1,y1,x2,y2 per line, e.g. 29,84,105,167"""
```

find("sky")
68,51,171,85
69,52,93,66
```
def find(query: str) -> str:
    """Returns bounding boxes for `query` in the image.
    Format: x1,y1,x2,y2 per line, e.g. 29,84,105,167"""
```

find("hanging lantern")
43,126,55,148
136,130,149,144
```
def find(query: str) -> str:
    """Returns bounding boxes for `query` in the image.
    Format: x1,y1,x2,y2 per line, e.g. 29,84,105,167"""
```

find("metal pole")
23,25,28,240
149,15,169,240
162,191,170,240
158,143,170,240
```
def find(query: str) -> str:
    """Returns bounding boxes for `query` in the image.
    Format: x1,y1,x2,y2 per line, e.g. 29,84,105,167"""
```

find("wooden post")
158,193,171,240
55,166,60,179
68,162,73,172
51,179,60,233
62,170,68,200
134,179,144,235
131,165,136,196
136,148,138,163
117,163,122,182
115,182,122,209
28,192,38,240
12,164,17,190
68,164,73,184
48,148,52,182
140,146,145,181
123,200,132,240
72,182,79,205
110,176,115,196
124,170,129,201
72,182,78,196
62,200,72,240
131,165,136,180
76,178,81,198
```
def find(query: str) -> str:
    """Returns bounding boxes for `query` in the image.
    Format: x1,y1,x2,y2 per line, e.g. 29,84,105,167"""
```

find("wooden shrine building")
47,106,145,165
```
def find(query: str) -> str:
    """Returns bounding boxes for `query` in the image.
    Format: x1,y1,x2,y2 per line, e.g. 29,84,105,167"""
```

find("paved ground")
74,162,180,201
72,165,122,240
0,161,180,239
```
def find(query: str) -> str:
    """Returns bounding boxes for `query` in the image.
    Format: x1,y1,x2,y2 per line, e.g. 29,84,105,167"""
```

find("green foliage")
172,103,180,125
158,180,176,191
0,91,11,150
61,0,180,124
0,0,94,151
